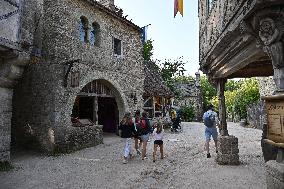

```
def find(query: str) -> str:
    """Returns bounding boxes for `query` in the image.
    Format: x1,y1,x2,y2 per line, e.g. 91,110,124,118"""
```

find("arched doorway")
72,79,120,133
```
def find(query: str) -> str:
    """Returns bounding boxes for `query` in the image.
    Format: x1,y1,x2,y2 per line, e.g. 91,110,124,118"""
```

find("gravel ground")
0,122,266,189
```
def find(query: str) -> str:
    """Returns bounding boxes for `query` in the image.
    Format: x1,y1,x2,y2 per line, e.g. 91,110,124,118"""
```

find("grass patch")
0,161,14,172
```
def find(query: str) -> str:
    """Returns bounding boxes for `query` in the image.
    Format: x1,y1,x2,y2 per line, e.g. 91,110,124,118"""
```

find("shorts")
154,140,163,145
141,133,150,142
205,127,218,141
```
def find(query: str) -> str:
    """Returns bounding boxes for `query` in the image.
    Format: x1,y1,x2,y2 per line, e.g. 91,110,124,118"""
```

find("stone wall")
0,0,44,162
247,100,266,130
0,88,12,162
258,77,276,97
12,0,144,153
57,125,103,152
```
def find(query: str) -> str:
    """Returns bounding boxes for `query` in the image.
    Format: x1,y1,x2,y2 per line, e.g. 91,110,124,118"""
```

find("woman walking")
140,112,152,160
119,112,135,164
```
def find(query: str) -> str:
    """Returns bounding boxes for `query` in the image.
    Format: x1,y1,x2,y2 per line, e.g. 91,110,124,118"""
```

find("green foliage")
143,39,154,61
234,78,260,119
159,57,186,82
154,57,187,98
225,80,241,91
143,40,187,99
207,78,260,120
200,76,217,111
0,161,13,172
180,106,195,122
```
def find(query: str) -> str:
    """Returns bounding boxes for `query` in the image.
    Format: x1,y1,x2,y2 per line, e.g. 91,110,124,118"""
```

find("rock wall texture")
0,0,44,162
258,77,276,97
12,0,144,153
247,101,266,130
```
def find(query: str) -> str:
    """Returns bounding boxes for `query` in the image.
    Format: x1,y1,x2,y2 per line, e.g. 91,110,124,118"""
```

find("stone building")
0,0,40,162
174,72,202,121
1,0,144,161
143,61,174,118
199,0,283,188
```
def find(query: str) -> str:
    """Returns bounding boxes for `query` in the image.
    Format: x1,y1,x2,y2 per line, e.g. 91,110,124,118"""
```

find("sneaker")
123,159,127,164
207,153,211,158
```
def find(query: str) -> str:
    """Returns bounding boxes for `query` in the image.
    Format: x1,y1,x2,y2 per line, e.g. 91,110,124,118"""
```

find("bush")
180,106,195,122
0,161,13,172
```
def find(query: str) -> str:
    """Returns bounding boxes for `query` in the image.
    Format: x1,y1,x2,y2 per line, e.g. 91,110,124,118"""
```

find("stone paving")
0,122,266,189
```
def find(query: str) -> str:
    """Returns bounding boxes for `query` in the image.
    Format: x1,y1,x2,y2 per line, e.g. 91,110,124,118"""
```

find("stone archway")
71,79,125,133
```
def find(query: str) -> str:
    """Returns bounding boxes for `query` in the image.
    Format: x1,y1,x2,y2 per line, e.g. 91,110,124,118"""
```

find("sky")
115,0,200,76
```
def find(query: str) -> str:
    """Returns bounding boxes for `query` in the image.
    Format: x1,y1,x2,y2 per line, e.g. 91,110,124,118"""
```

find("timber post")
217,78,229,136
216,78,240,165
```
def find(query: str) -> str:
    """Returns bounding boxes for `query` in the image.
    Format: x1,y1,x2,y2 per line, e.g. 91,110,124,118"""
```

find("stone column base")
216,135,240,165
266,160,284,189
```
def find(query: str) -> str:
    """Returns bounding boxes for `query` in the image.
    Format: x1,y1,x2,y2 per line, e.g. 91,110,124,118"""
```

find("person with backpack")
119,112,135,164
132,110,142,156
203,104,219,158
140,111,152,160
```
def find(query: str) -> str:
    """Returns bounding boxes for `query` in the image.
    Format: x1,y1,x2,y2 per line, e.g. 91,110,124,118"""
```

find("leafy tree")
234,78,260,119
200,76,217,111
143,40,187,98
180,106,195,122
143,39,154,61
225,79,242,91
158,57,187,97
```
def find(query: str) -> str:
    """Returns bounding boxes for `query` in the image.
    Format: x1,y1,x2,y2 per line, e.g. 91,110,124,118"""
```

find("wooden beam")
217,79,228,136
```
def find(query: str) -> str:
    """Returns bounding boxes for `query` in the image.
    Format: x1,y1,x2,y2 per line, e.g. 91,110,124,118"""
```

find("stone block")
217,135,240,165
266,160,284,189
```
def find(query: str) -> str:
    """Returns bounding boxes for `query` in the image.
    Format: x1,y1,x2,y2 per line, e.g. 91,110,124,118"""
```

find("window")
90,22,100,46
80,16,89,43
208,0,213,12
71,71,80,88
113,37,122,56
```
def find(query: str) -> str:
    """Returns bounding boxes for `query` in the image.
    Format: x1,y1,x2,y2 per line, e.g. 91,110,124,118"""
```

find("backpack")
203,111,215,127
137,118,151,135
133,118,147,136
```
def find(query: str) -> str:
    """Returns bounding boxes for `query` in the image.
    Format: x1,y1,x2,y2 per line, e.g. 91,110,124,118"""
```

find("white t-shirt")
153,128,164,141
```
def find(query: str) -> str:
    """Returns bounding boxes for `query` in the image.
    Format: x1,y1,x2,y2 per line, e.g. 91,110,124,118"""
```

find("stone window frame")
207,0,215,16
90,22,101,46
112,36,123,57
79,16,89,43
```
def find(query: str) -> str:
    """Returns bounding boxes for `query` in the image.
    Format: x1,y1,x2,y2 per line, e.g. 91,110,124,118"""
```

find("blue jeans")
205,127,218,141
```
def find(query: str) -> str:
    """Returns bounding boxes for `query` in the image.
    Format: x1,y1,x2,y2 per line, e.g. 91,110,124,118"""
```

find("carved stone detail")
259,18,283,69
257,17,284,92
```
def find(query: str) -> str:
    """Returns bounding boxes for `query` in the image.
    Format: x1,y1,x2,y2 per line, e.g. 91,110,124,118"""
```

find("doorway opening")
98,97,118,133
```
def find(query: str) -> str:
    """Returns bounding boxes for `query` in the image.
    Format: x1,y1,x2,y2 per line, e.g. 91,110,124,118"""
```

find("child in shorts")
152,123,164,162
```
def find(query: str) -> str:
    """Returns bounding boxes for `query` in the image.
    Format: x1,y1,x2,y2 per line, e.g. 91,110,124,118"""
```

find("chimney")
195,72,200,87
100,0,114,8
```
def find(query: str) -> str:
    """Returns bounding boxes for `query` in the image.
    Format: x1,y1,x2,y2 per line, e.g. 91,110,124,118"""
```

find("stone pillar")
258,16,284,188
216,79,240,165
266,148,284,189
0,87,12,163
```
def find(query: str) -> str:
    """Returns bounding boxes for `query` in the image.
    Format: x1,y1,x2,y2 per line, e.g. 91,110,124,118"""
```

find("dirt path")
0,122,266,189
